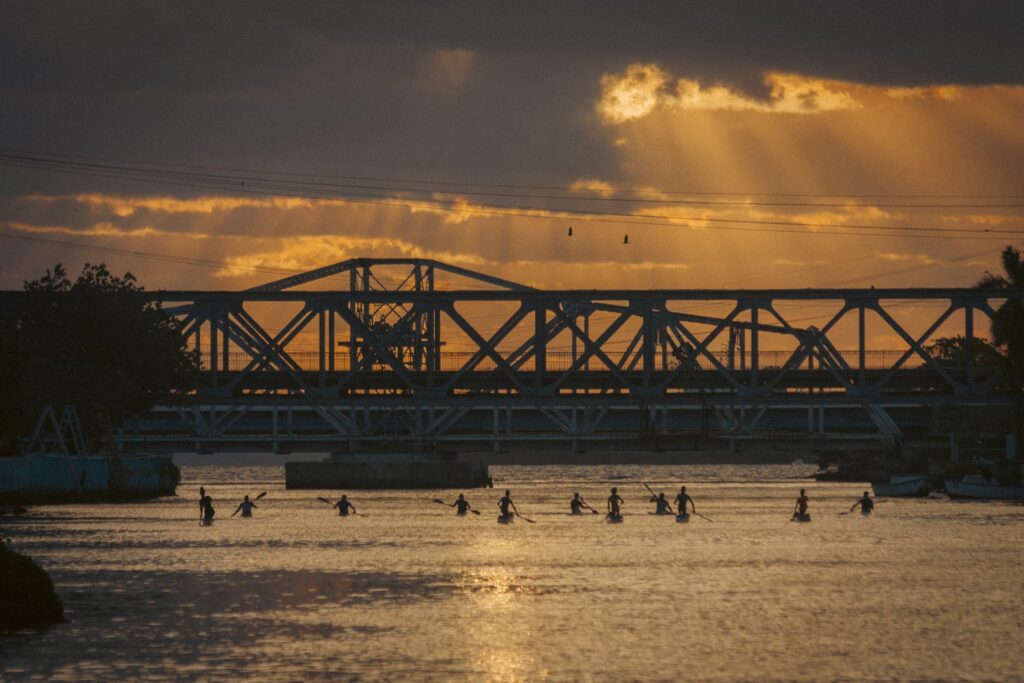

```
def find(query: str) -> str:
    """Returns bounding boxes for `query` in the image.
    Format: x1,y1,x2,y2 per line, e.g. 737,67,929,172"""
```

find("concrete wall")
0,453,179,503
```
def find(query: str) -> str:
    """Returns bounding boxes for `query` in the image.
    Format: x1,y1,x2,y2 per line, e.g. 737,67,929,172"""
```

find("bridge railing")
196,349,921,373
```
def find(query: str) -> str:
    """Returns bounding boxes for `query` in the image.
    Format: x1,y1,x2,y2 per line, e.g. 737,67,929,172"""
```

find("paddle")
433,498,481,515
231,491,267,516
515,512,536,524
317,496,367,515
691,511,714,522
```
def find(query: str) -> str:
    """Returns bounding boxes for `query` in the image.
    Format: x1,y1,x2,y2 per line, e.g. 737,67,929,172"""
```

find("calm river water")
1,464,1023,682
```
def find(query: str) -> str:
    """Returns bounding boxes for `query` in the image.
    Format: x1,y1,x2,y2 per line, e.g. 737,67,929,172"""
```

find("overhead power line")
2,148,1021,202
1,151,1022,242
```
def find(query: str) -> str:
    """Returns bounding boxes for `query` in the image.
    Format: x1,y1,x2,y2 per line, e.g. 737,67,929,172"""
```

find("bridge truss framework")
115,258,1015,452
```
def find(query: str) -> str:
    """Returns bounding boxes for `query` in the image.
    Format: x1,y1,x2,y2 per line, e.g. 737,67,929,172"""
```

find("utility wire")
1,153,1022,241
2,148,1021,201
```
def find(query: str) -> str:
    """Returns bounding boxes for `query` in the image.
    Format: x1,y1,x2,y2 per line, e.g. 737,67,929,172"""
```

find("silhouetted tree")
978,246,1024,457
0,264,198,455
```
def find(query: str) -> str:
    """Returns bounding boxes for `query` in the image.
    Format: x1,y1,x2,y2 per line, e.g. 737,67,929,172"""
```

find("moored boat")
872,475,929,498
945,475,1024,501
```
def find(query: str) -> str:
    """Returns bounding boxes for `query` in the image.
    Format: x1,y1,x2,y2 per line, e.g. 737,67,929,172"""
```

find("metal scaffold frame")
111,258,1018,452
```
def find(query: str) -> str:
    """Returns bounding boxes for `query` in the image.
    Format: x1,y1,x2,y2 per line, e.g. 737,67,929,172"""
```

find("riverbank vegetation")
0,263,199,456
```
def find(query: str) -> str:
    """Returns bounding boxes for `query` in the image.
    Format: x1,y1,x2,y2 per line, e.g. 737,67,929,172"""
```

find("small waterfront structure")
945,475,1024,501
872,475,930,498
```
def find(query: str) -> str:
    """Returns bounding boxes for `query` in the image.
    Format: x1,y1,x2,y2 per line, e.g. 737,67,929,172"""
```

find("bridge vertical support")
750,304,759,389
318,306,326,387
209,313,219,389
858,304,866,387
534,302,546,388
965,303,975,389
642,305,656,390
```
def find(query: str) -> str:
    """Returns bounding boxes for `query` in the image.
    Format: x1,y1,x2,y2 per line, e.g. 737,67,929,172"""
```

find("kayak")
497,515,514,524
200,519,214,526
675,514,690,523
792,513,812,522
606,515,624,523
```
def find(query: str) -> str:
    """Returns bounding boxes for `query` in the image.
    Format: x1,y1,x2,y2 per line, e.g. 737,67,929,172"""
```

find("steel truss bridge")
114,258,1014,453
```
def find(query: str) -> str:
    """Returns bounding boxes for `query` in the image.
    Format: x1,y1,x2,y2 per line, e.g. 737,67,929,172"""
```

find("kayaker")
232,495,257,518
497,490,518,520
200,492,215,523
334,494,356,516
649,492,674,515
794,489,809,516
198,486,207,521
570,492,593,515
451,494,472,515
674,486,696,515
607,487,624,519
851,491,874,514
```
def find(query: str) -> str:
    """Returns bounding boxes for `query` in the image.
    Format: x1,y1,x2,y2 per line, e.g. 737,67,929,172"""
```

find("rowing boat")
945,475,1024,501
872,475,929,498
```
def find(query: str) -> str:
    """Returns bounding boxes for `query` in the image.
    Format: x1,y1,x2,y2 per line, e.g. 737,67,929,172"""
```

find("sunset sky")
1,2,1022,339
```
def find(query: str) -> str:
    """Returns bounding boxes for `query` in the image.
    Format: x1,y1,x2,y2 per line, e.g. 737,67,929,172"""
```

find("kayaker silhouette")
607,487,624,519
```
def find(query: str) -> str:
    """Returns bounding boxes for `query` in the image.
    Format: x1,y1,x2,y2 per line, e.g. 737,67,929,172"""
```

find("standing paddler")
497,489,518,521
850,491,874,515
607,487,624,520
674,486,696,517
793,488,810,520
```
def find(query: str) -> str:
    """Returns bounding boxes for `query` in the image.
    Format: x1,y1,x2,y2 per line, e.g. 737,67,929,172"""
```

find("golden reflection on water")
1,464,1023,681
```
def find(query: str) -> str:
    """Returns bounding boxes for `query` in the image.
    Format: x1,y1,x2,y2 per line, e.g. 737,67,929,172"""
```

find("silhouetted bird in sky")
568,226,573,236
623,234,629,245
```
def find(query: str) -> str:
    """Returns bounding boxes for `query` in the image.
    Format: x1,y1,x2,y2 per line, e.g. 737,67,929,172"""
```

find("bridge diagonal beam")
442,304,531,390
222,306,318,394
654,307,745,392
442,304,532,394
873,303,960,390
549,307,636,391
334,304,419,392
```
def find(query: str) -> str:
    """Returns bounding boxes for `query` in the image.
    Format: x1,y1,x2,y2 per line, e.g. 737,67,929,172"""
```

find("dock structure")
82,258,1016,453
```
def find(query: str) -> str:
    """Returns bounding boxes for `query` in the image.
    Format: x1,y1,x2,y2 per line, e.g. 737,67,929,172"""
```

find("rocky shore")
0,543,64,630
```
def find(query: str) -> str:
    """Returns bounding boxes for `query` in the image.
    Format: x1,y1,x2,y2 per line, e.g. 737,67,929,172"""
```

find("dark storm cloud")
0,0,1020,196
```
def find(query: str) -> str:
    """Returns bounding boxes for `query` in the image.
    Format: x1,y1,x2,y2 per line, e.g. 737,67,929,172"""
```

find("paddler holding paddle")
570,492,596,515
497,490,518,521
674,486,696,516
850,491,874,515
607,487,624,520
334,494,356,517
451,493,472,515
232,494,258,518
793,488,810,520
649,492,674,515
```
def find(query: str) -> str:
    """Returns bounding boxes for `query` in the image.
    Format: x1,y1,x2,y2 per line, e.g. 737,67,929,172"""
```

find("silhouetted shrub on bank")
0,543,65,630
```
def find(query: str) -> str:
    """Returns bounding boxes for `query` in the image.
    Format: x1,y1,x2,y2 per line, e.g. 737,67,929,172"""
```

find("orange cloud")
598,64,861,122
